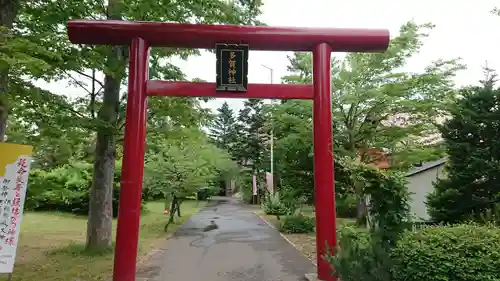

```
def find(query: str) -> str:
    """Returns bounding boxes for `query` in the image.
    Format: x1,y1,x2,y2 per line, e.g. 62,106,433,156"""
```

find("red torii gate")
67,20,389,281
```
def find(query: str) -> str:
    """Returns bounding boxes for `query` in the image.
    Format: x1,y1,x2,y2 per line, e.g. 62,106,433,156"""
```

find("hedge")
26,161,144,217
391,224,500,281
279,214,315,233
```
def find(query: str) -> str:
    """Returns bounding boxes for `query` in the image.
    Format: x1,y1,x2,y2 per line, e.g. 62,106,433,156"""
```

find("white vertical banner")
252,173,257,196
230,180,235,193
0,143,33,273
265,172,274,194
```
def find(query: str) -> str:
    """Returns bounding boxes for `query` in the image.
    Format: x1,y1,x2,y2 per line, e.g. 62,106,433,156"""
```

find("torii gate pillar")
67,20,389,281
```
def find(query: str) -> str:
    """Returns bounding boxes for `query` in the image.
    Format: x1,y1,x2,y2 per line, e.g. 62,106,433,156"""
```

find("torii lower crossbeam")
147,81,314,99
67,19,389,281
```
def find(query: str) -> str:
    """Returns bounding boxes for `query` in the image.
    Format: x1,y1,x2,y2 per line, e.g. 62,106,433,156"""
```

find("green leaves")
261,192,288,216
281,21,463,169
427,82,500,223
279,214,315,234
391,224,500,281
209,101,238,152
7,0,264,170
269,100,314,199
326,157,410,281
144,128,238,199
0,27,57,77
216,98,270,169
25,161,136,216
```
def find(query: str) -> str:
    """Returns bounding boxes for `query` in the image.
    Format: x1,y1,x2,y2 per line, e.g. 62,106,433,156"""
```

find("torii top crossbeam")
67,20,389,52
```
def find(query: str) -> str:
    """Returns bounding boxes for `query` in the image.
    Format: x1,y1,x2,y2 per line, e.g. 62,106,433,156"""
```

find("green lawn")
2,200,205,281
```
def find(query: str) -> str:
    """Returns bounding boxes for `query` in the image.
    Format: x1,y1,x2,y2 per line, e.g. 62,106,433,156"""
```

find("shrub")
26,161,145,216
237,171,254,204
279,185,306,212
336,194,357,218
390,224,500,281
196,187,216,200
326,159,411,281
279,213,315,233
261,192,288,216
326,226,392,281
27,163,95,214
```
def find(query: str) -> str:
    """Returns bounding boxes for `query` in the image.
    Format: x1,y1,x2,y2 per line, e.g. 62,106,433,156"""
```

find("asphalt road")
136,197,314,281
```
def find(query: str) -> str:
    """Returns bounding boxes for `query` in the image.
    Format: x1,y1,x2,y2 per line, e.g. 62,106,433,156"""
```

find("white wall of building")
407,164,445,221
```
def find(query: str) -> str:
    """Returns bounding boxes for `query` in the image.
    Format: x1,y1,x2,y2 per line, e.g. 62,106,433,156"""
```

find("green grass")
301,205,315,214
2,200,205,281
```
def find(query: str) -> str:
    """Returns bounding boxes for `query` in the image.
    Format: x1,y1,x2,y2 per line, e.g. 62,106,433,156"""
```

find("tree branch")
58,102,89,120
74,70,105,89
90,69,97,119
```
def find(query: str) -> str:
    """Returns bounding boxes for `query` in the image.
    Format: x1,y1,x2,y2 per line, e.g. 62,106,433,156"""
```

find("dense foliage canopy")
428,74,500,223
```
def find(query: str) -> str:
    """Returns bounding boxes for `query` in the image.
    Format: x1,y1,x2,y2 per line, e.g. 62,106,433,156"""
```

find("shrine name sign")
216,43,249,92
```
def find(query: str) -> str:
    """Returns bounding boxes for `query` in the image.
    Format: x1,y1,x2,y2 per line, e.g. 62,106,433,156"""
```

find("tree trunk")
85,65,122,250
86,125,115,249
172,196,178,219
0,0,20,142
177,198,181,217
85,0,125,251
349,139,367,226
355,185,367,226
164,196,179,232
0,73,7,142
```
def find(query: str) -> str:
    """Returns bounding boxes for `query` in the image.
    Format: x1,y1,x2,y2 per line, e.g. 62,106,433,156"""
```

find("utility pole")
261,64,274,192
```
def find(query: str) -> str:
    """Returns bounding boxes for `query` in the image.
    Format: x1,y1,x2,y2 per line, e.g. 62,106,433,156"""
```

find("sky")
36,0,500,113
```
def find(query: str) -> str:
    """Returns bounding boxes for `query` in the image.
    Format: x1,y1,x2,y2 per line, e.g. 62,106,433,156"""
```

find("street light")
261,64,274,192
261,64,274,86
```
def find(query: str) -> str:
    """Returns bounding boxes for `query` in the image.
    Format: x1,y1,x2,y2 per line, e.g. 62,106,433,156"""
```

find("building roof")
406,158,447,177
359,147,390,169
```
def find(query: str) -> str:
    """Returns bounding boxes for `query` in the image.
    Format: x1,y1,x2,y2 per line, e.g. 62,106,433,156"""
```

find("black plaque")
216,43,249,92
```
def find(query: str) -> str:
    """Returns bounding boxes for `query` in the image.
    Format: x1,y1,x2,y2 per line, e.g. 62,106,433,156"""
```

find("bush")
326,159,411,281
390,224,500,281
261,192,288,216
237,171,254,204
26,161,145,216
326,226,392,281
279,185,305,212
279,213,315,233
336,194,357,218
197,187,216,200
27,163,94,214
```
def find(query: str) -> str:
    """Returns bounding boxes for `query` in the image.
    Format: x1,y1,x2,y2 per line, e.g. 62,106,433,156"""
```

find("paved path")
137,197,314,281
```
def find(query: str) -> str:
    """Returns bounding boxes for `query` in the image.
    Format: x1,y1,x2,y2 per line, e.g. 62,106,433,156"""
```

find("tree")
0,0,20,142
209,101,238,152
280,21,462,224
144,128,237,230
1,0,58,142
16,0,264,250
234,99,269,169
83,0,127,250
271,100,314,200
427,73,500,223
7,85,90,169
268,99,354,206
